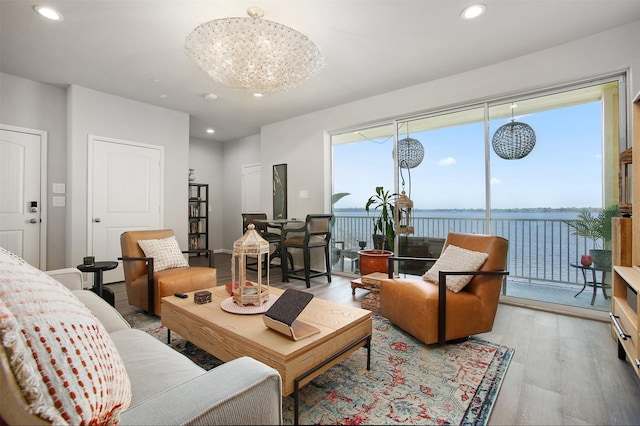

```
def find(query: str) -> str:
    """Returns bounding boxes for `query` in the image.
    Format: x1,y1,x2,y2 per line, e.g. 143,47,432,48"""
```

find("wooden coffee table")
161,286,372,425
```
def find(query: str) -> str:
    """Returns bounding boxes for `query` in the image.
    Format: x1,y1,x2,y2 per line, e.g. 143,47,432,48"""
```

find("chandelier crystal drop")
185,7,324,94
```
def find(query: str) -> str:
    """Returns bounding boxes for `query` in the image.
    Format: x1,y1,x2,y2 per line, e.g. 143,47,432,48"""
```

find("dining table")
255,218,305,281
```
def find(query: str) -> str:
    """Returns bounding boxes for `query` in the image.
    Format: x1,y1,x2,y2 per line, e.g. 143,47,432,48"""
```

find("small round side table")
77,261,118,307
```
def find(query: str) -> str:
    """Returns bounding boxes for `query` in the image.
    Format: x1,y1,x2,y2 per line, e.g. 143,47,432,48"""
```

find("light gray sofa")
1,267,283,425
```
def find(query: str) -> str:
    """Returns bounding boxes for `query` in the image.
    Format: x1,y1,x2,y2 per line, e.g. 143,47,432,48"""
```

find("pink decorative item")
580,255,593,267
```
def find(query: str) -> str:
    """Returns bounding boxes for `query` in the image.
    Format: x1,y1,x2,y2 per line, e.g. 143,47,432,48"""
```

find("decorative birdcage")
231,224,270,306
394,190,414,235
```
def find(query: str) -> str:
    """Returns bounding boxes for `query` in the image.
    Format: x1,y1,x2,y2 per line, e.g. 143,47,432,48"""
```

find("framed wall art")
273,163,287,219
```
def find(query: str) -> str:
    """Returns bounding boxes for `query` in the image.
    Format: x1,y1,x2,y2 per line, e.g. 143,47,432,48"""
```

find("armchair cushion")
0,247,131,425
422,244,488,292
138,235,188,272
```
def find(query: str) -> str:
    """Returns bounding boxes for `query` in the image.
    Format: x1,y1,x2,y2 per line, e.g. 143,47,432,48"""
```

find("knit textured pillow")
137,235,188,272
0,247,131,424
422,244,489,293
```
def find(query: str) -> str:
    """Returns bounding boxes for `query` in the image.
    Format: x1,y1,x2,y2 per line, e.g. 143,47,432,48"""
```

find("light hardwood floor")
108,253,640,425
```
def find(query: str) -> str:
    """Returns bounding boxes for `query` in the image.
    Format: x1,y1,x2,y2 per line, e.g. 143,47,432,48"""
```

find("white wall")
189,137,224,251
258,20,640,232
221,134,261,250
0,73,68,269
67,85,190,266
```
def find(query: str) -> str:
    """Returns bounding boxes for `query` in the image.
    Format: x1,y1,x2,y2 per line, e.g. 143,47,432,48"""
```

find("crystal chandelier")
185,7,324,94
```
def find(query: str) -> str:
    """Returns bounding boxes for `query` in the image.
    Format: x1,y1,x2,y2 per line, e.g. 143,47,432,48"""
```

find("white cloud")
437,157,456,166
491,177,501,184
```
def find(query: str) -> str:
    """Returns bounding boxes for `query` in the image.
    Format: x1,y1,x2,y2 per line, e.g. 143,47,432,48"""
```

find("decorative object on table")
272,163,287,219
491,103,536,160
565,204,619,269
262,288,320,341
580,254,593,267
130,312,513,426
231,224,270,306
83,255,95,266
618,147,632,217
358,240,367,250
194,290,212,304
188,168,195,182
184,6,323,95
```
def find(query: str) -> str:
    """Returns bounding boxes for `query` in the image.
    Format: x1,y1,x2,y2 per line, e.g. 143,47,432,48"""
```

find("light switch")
52,183,66,194
299,190,309,199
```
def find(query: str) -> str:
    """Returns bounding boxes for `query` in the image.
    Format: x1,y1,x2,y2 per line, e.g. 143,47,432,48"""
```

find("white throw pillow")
138,235,188,272
422,244,489,293
0,247,131,424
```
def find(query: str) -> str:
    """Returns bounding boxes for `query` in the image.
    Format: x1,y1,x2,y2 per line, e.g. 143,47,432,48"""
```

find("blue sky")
333,101,603,210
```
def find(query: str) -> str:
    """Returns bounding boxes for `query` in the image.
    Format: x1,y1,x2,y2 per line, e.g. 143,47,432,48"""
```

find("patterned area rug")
125,312,513,425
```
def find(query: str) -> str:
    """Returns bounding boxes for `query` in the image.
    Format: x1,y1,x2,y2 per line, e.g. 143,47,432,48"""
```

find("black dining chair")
241,213,291,273
283,214,334,288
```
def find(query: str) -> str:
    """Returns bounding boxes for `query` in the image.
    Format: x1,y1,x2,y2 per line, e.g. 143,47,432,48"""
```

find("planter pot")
589,249,612,269
358,249,393,276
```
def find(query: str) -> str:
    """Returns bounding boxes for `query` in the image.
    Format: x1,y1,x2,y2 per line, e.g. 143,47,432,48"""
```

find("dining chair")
242,213,286,273
283,214,334,288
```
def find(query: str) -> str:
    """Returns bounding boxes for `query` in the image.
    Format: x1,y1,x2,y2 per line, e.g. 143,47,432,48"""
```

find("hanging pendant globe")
397,137,424,169
491,121,536,160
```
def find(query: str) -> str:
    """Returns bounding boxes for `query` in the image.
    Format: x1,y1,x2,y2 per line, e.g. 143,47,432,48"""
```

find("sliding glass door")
331,75,626,316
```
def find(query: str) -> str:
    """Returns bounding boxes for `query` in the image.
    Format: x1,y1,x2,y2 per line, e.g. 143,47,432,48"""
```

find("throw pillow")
137,235,188,272
422,244,489,292
0,247,131,424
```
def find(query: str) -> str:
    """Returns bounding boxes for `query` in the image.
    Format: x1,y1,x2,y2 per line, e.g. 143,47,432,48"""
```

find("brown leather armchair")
119,229,216,316
379,232,508,345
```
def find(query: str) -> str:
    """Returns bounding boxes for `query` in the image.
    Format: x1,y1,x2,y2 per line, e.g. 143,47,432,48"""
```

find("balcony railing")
332,215,600,287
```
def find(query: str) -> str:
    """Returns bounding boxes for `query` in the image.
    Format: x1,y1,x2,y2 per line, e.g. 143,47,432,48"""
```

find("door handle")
94,218,101,223
29,218,38,224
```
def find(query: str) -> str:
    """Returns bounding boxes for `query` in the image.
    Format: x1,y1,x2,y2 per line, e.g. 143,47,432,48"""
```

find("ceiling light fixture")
206,128,215,134
184,6,324,94
461,4,486,20
204,93,218,101
33,5,63,21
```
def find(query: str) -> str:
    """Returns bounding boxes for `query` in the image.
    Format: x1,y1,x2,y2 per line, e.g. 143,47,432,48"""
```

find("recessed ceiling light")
151,78,161,83
206,128,215,134
159,94,168,99
204,93,218,101
252,92,264,98
461,4,486,20
33,5,63,21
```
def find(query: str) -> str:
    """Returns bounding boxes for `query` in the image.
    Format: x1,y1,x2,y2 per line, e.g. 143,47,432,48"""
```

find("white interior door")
89,136,163,283
0,126,46,268
242,163,262,213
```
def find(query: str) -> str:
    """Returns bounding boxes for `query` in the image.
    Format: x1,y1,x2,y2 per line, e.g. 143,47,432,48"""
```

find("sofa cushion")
138,235,188,272
109,329,204,407
0,247,131,424
422,244,488,292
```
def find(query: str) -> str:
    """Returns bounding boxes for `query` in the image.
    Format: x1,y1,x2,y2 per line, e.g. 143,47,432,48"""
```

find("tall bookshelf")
188,183,209,254
609,91,640,378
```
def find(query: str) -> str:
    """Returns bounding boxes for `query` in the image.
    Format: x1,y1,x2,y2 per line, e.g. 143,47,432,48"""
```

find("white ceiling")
2,0,640,142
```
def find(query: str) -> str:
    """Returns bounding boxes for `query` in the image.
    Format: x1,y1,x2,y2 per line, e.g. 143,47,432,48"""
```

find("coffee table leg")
292,334,372,425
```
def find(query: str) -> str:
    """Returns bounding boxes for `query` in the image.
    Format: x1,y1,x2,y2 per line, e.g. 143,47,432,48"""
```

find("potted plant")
566,204,619,268
359,186,396,275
